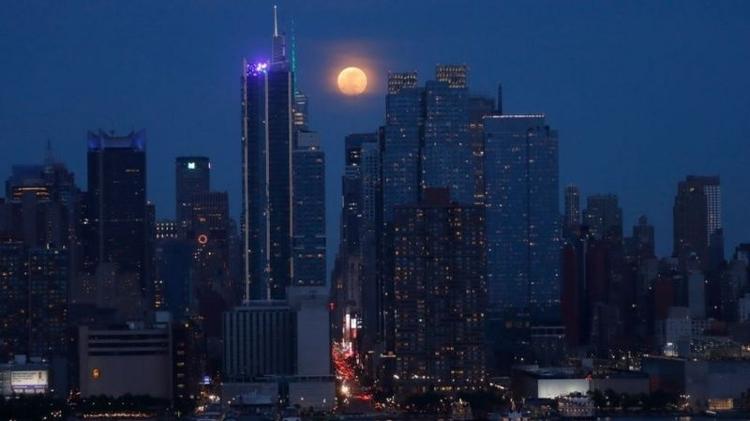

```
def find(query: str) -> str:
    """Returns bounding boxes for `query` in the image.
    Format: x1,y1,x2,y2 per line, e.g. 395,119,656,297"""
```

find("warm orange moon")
337,66,367,95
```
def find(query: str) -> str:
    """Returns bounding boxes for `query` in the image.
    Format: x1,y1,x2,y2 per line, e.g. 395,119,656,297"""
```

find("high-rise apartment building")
383,72,422,223
391,189,486,395
468,95,495,205
422,66,472,204
483,114,560,320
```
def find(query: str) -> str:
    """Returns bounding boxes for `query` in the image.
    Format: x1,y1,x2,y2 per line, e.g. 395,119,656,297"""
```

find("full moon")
337,66,367,96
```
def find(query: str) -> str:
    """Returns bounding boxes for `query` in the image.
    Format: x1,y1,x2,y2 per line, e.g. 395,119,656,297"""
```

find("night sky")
2,1,749,273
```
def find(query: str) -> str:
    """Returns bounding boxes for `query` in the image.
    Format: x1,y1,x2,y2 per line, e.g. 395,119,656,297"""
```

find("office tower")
561,238,585,347
625,215,655,261
0,242,28,358
391,189,486,395
236,10,295,301
175,156,210,234
3,161,76,249
583,194,623,243
483,114,560,320
154,237,192,320
223,301,296,380
422,65,472,204
191,191,231,337
673,176,722,269
266,9,294,300
468,95,495,205
0,185,69,248
241,59,268,300
292,132,326,287
85,130,148,318
223,292,335,408
564,185,581,237
383,72,421,222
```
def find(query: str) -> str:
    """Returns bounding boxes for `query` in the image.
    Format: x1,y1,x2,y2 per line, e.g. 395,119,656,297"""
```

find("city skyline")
2,1,749,270
3,2,750,418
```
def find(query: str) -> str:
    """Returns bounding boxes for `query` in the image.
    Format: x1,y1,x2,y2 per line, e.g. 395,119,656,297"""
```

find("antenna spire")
45,138,54,164
273,5,279,37
291,17,297,86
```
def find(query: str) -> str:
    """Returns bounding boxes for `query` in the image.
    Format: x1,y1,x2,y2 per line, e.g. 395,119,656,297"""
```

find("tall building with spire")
241,7,294,301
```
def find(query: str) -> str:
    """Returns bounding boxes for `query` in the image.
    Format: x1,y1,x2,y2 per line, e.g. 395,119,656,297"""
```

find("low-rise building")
78,325,172,400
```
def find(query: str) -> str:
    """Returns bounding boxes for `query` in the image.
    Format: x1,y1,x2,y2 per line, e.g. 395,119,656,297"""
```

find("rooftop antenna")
44,138,54,164
273,5,279,37
291,16,297,89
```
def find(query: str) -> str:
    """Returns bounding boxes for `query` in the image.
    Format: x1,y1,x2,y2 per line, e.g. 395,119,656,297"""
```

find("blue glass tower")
483,114,560,320
422,65,473,204
383,72,422,223
241,60,269,301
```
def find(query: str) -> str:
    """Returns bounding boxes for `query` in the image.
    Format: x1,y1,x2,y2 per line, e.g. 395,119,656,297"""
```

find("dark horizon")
2,0,749,272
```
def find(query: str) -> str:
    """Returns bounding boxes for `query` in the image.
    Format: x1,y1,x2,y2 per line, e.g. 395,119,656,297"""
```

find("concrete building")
78,326,172,399
643,356,750,410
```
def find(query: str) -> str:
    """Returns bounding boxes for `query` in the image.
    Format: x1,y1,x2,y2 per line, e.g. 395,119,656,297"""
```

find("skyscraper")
292,131,326,287
422,65,473,204
383,72,421,222
85,130,148,318
391,189,486,395
673,175,722,269
241,59,269,301
27,247,69,357
563,184,581,237
175,156,210,234
0,243,68,359
625,215,655,261
0,242,28,358
468,95,495,205
583,194,623,243
483,114,560,320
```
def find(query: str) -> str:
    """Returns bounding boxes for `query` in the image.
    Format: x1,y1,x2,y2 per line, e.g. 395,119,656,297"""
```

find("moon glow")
337,66,368,95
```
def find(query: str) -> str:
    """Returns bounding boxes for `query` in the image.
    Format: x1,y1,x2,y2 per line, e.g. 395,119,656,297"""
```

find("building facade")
483,114,560,320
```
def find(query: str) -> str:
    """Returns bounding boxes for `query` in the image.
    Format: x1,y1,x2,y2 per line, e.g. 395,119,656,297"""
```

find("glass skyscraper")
383,72,421,223
241,60,268,300
86,130,148,307
483,114,560,320
292,131,326,287
422,77,473,204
